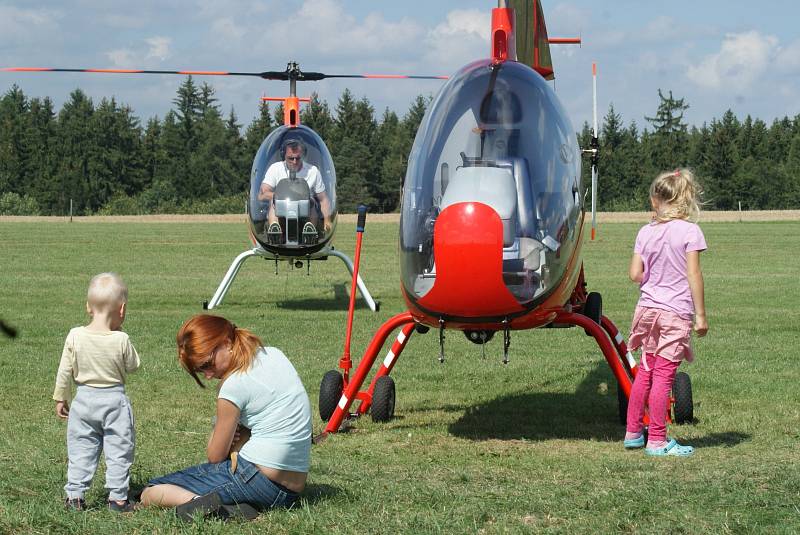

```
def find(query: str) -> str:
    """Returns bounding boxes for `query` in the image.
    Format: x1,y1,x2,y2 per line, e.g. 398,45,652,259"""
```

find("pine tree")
644,89,690,171
243,101,273,160
56,89,95,214
703,110,740,209
26,96,59,213
0,85,31,195
300,93,333,140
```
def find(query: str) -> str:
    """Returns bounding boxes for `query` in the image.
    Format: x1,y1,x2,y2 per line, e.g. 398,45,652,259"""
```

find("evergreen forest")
1,79,799,216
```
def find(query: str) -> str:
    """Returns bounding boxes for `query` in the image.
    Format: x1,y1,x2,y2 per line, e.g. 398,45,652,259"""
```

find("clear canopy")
400,59,583,309
248,125,337,251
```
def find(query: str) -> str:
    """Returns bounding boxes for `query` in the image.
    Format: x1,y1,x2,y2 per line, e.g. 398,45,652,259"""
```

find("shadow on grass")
447,362,625,442
693,432,750,448
300,483,343,505
276,283,374,311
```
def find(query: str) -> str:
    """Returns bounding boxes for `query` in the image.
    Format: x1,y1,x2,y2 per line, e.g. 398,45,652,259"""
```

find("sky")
1,0,799,134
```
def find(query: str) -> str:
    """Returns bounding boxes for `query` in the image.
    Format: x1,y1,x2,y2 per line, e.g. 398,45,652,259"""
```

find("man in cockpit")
258,138,332,236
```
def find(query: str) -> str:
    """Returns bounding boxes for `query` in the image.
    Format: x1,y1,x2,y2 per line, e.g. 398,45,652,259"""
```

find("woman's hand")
207,398,241,463
230,425,251,454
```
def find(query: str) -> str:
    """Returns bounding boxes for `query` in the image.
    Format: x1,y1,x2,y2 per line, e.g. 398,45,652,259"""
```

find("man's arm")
317,190,332,232
258,182,274,202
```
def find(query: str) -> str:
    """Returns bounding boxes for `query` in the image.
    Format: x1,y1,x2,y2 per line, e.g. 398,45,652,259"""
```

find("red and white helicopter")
1,62,444,312
316,0,694,438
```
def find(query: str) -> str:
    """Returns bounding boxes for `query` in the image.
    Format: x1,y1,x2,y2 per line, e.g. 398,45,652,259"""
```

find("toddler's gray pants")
64,384,135,501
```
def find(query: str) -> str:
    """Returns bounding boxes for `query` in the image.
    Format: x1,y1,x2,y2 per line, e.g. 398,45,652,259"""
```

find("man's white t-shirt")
262,161,325,194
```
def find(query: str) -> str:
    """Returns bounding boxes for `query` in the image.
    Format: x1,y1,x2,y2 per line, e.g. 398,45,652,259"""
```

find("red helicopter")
1,62,445,312
316,0,694,438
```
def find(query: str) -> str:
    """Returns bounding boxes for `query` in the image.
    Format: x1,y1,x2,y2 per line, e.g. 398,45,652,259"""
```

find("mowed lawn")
0,217,798,534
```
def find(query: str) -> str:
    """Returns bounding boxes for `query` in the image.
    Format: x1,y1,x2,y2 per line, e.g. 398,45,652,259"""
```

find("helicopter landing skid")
203,245,378,311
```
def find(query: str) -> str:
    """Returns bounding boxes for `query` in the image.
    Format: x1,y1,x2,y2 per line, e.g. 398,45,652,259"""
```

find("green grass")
1,218,798,533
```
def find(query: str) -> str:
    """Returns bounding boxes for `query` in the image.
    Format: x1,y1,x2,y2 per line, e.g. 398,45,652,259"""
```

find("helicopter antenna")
590,62,599,240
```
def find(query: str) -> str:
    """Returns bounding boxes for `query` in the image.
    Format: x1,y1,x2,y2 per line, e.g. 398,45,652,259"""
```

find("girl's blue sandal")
623,435,645,449
645,439,693,457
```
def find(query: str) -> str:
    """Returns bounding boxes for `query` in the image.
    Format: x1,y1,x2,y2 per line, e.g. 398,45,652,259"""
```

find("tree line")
1,80,799,216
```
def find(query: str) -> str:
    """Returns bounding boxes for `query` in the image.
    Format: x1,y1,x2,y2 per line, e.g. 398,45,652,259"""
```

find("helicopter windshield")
400,59,582,310
248,125,337,251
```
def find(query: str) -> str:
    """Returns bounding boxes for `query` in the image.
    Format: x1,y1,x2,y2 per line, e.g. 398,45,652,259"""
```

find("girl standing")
623,168,708,457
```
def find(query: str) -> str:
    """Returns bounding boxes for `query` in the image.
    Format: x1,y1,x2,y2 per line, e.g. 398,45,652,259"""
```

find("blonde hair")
176,314,263,388
87,272,128,313
650,168,703,222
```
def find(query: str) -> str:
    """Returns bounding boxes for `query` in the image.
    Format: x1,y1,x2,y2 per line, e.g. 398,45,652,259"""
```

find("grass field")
0,217,798,534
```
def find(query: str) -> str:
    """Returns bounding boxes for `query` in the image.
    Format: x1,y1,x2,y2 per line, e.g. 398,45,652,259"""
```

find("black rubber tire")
319,370,344,422
370,376,396,423
672,371,694,424
583,292,602,335
617,381,629,426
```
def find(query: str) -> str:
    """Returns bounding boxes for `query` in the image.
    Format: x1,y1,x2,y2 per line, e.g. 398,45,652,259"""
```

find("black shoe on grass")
175,492,223,522
218,502,260,521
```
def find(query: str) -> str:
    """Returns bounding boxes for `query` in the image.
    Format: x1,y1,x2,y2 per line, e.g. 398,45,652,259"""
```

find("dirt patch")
1,210,798,224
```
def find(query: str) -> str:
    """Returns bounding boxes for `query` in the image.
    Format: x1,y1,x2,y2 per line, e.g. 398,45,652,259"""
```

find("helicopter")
1,62,444,312
316,0,694,438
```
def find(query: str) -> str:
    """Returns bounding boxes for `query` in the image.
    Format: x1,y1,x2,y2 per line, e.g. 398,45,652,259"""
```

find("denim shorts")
147,455,299,510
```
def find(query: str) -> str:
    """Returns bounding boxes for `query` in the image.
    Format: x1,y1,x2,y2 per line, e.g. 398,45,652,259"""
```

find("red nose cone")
417,202,524,318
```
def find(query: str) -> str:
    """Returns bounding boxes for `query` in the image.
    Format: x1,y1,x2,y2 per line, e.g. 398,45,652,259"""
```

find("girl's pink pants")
625,352,681,443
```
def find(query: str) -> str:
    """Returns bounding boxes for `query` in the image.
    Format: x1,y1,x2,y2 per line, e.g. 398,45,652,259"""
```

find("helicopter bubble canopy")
400,59,582,316
248,125,337,253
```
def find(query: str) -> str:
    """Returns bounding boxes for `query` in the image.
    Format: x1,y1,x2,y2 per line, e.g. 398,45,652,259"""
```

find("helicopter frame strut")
318,304,638,437
203,244,378,311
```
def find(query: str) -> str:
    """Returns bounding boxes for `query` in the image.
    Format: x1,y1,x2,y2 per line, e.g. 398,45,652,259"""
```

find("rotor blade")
1,66,273,78
1,66,447,83
308,73,448,80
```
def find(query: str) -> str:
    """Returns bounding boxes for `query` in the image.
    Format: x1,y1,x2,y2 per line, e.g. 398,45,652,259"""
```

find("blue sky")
2,1,799,134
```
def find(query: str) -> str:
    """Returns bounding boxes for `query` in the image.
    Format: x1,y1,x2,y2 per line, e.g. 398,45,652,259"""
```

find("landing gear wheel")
319,370,344,422
672,371,693,424
583,292,602,335
370,376,396,423
617,382,629,426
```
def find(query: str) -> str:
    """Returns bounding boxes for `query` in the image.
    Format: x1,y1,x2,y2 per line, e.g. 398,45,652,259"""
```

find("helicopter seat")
440,166,518,247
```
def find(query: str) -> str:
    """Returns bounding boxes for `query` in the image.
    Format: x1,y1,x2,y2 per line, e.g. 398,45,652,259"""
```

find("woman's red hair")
176,314,263,387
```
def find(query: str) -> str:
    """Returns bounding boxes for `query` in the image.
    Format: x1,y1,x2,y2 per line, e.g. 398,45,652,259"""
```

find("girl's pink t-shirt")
634,219,707,319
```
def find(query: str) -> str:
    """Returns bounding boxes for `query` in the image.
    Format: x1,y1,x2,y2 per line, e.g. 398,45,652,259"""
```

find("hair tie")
232,323,237,330
674,169,681,177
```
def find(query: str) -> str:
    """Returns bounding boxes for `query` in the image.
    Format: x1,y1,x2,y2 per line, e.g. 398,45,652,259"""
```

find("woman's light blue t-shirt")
218,347,312,472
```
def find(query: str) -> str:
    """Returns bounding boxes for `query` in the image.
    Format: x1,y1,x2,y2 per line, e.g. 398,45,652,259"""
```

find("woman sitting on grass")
141,314,312,520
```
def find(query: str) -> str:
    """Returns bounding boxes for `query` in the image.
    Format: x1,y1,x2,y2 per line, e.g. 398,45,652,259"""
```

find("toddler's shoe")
108,499,136,513
623,435,645,449
64,497,86,511
645,438,693,457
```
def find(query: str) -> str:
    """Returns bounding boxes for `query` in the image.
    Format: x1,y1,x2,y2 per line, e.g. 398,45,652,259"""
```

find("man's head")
86,272,128,326
282,139,305,172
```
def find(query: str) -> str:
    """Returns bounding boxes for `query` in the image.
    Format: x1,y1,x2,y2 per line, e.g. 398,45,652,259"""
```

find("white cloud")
254,0,425,64
775,40,800,73
687,31,778,90
145,37,171,61
0,6,61,44
211,18,246,43
106,36,171,67
422,9,490,68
